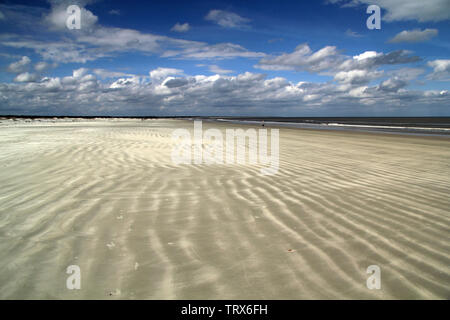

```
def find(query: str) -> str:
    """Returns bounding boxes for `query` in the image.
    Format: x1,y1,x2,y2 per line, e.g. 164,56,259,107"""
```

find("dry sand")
0,119,449,299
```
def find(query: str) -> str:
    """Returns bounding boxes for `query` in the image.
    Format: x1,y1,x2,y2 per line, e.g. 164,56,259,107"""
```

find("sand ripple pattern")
0,119,449,299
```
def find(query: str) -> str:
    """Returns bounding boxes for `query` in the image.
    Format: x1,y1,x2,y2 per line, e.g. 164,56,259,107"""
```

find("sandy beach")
0,118,449,299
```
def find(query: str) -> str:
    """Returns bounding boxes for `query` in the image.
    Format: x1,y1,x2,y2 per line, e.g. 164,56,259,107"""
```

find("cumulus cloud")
1,68,448,115
256,44,344,73
377,77,408,92
353,51,381,61
38,76,63,91
73,67,89,78
256,44,419,74
109,76,142,89
14,72,37,83
389,29,438,43
34,61,50,72
171,22,190,32
329,0,450,22
334,69,383,84
162,77,189,88
205,9,250,28
0,2,446,116
150,67,184,80
44,0,98,31
339,50,420,71
7,56,31,73
427,59,450,81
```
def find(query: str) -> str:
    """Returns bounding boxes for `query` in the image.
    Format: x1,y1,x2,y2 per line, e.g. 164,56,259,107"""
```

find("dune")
0,119,448,299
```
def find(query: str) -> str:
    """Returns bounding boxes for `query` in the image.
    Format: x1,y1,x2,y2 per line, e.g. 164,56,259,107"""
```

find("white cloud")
208,65,233,74
2,68,448,115
387,67,425,81
40,76,63,91
34,61,57,72
162,43,265,60
150,67,184,80
2,29,263,63
348,86,369,98
14,72,37,82
389,29,438,43
34,61,49,72
0,10,5,20
73,67,89,78
162,77,189,88
205,9,250,28
342,50,420,71
328,0,450,22
108,9,120,15
0,3,446,115
427,59,450,81
334,69,383,84
1,4,264,63
377,77,407,92
7,56,31,73
77,27,163,52
257,43,420,73
110,76,142,89
353,51,381,61
171,22,190,32
330,0,450,22
1,39,108,63
374,0,450,22
44,0,98,31
256,44,343,73
93,69,129,79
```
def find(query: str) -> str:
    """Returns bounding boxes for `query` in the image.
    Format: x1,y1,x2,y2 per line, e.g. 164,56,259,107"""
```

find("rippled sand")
0,119,449,299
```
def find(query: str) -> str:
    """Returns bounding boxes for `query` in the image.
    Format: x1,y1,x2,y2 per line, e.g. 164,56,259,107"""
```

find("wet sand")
0,119,449,299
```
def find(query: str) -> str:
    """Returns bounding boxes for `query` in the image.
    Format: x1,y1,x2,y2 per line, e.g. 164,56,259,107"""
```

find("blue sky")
0,0,449,116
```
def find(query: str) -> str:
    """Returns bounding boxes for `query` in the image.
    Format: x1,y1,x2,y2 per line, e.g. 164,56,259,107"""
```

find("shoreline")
2,116,450,137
